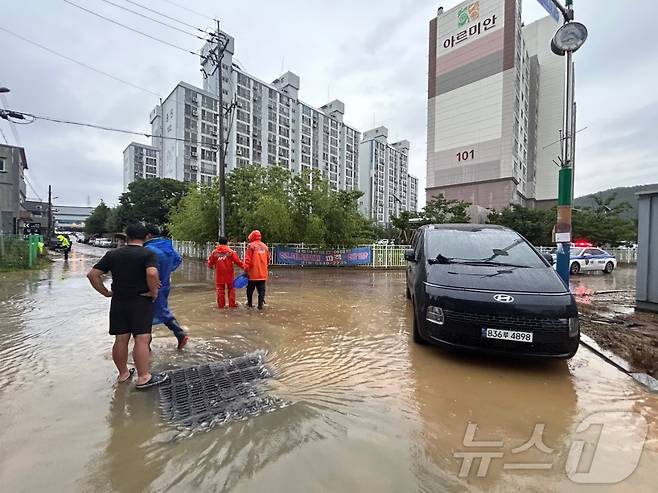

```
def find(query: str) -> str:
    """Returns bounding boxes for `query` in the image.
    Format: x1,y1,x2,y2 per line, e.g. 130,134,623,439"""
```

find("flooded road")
0,246,656,492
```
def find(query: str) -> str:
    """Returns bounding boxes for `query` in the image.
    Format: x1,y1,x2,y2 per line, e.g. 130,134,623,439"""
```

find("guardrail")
174,241,412,269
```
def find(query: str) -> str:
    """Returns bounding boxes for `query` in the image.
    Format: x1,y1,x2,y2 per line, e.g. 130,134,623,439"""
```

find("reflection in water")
0,248,656,492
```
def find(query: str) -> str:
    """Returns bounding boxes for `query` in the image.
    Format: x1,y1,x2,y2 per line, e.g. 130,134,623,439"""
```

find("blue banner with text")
276,246,372,266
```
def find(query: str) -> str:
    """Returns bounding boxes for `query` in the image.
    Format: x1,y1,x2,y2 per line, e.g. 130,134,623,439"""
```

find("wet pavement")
570,265,637,315
0,245,657,492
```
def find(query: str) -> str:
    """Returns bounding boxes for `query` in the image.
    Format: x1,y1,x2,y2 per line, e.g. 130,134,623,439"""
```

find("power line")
0,26,161,97
62,0,199,56
97,0,205,40
2,27,161,99
25,175,44,203
0,107,218,149
542,126,589,150
157,0,214,21
123,0,211,34
0,128,8,144
0,94,23,145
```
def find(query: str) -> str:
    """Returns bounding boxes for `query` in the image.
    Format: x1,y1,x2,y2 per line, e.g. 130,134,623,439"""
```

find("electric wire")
25,175,44,202
157,0,214,21
123,0,211,34
0,94,23,145
97,0,205,40
0,26,162,98
0,108,218,149
0,128,8,144
62,0,199,56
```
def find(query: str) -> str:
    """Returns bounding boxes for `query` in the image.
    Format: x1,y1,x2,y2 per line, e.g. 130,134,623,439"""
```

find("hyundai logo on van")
493,294,514,303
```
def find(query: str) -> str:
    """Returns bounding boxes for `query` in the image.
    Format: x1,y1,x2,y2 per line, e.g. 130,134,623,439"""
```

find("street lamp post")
549,0,588,286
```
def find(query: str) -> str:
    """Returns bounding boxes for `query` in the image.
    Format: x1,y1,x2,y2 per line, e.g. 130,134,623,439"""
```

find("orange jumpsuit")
207,244,245,308
244,230,270,308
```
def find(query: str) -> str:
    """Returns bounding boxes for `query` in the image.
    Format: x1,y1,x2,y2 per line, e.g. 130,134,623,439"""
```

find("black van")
405,224,579,359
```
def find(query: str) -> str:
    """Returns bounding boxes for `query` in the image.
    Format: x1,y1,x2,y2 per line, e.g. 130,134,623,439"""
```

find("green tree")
244,195,293,243
119,178,189,227
572,193,637,247
167,184,219,243
169,165,373,246
85,201,111,235
390,210,421,244
488,206,555,245
104,204,134,233
423,195,470,224
304,214,327,244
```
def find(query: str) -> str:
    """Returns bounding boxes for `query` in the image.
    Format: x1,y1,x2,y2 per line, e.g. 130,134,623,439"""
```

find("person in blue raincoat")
144,224,189,350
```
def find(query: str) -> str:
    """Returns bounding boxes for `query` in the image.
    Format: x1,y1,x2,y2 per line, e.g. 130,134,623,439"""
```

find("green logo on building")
458,1,480,27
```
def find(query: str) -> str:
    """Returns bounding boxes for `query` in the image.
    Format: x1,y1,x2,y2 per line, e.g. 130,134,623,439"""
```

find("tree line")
85,165,638,248
85,168,373,246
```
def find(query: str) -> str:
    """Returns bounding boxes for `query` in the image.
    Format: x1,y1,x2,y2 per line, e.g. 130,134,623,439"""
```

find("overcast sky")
2,0,657,207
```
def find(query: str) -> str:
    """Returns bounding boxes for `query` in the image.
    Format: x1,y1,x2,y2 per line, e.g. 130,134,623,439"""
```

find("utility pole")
549,0,588,285
216,21,226,239
47,185,52,240
201,24,235,240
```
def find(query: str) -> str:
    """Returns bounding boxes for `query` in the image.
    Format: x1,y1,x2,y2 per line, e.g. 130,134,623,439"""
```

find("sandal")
118,368,135,383
135,372,169,390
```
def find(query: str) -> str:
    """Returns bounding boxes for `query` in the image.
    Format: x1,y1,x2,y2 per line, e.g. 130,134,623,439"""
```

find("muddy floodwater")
0,246,657,492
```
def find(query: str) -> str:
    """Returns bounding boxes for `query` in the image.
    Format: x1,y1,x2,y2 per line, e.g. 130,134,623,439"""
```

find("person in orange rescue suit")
244,230,270,310
207,236,246,308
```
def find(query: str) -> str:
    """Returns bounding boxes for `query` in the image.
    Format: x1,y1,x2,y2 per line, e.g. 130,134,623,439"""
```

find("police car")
552,244,617,275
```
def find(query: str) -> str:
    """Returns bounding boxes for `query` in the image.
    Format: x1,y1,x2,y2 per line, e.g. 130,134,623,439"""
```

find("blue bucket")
233,273,249,289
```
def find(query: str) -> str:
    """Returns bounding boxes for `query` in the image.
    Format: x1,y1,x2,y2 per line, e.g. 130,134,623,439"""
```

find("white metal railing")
174,241,412,268
175,241,638,267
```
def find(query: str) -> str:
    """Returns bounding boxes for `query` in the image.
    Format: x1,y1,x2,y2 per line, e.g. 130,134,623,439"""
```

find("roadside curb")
579,335,658,392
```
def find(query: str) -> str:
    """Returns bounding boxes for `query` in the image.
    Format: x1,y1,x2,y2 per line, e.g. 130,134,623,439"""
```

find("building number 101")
457,150,475,162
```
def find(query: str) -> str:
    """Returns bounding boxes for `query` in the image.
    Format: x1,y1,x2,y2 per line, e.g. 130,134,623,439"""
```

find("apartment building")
200,31,361,191
148,82,221,186
122,27,416,219
523,15,564,209
359,127,418,225
426,0,559,210
408,175,419,213
122,142,160,190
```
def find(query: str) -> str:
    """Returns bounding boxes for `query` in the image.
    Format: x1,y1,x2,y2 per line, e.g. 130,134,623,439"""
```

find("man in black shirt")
87,224,169,389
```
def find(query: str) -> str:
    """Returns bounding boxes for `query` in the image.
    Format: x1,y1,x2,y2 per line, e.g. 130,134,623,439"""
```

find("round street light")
551,21,588,56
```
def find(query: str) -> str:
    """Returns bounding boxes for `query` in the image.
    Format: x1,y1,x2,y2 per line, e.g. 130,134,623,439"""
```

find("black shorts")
109,295,154,336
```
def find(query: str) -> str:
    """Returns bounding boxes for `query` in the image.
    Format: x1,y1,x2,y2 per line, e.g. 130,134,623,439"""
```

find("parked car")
551,247,617,275
405,224,579,359
97,238,112,248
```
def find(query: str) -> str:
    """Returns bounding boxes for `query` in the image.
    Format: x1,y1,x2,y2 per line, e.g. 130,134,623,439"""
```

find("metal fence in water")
174,241,638,269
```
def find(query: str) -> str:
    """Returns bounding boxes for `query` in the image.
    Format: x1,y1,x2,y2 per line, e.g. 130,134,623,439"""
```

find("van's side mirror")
404,249,416,262
543,253,554,265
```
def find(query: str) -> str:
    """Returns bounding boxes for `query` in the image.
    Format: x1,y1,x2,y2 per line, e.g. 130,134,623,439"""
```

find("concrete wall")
636,190,658,312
